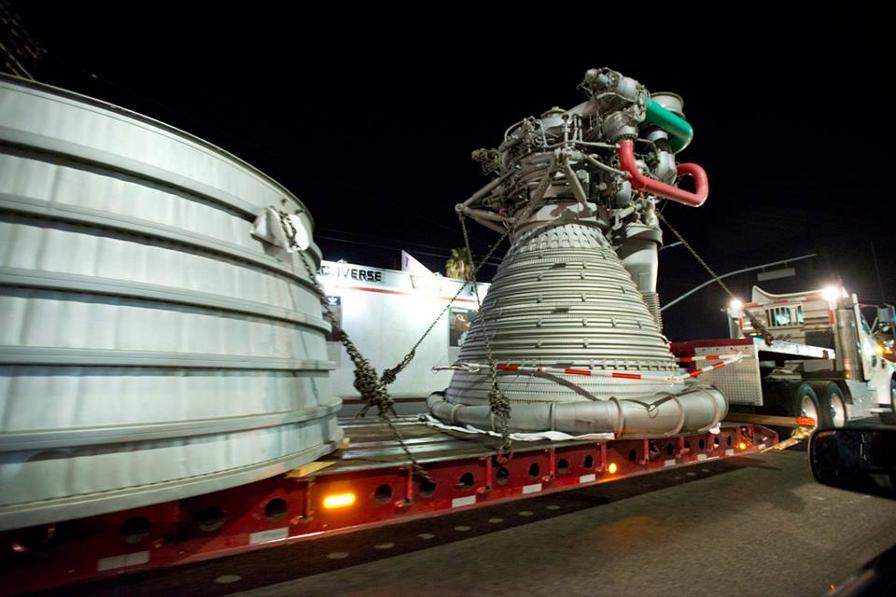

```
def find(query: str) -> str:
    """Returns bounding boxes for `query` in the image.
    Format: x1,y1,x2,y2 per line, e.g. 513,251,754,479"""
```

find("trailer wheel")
818,383,847,428
791,383,826,427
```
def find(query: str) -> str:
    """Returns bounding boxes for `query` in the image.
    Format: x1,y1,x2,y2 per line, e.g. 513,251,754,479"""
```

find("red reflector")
796,416,816,427
565,368,593,376
611,372,641,380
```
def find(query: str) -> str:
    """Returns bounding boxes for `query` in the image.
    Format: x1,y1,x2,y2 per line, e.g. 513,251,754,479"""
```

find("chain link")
278,211,428,481
382,225,510,384
283,209,512,481
459,214,513,460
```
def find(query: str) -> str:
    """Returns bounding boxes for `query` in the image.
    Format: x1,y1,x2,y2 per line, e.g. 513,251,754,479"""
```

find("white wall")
319,260,489,399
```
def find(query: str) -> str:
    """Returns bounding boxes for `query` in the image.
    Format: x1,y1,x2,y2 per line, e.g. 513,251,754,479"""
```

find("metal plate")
695,343,763,406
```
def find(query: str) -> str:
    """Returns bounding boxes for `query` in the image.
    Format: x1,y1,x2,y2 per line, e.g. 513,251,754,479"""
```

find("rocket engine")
429,68,726,438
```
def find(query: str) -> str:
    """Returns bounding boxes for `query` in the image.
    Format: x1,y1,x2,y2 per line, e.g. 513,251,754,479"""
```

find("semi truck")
10,261,888,593
0,67,813,594
672,285,896,428
1,260,788,594
0,257,784,594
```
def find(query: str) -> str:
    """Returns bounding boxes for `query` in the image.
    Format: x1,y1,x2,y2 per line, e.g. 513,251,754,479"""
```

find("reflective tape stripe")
451,495,476,508
249,527,289,545
611,372,642,380
97,551,149,572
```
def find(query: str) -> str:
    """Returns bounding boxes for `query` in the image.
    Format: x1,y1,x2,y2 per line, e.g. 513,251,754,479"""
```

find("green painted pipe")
645,98,693,153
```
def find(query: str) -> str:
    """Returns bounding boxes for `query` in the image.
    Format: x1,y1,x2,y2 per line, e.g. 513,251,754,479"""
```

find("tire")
791,383,826,427
817,383,848,428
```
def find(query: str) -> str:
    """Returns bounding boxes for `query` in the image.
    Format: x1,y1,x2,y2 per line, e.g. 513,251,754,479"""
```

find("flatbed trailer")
2,416,778,594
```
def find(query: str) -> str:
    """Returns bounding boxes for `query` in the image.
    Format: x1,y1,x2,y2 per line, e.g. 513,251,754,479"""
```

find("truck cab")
723,286,896,426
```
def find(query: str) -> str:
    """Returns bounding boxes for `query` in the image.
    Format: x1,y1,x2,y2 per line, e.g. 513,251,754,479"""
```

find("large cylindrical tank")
0,75,342,531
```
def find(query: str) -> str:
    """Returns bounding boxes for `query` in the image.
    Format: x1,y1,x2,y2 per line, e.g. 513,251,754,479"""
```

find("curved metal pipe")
645,98,693,153
618,140,709,207
428,386,726,438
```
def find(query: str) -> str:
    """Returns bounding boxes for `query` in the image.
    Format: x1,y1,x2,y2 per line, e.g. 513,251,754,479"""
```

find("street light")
821,285,839,303
821,285,844,305
662,253,817,313
728,298,743,315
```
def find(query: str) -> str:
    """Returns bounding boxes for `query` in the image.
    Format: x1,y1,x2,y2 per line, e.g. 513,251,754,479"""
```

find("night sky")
6,2,890,340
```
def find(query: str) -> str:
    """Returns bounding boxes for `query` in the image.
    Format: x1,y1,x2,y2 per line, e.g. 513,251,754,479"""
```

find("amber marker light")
323,493,356,509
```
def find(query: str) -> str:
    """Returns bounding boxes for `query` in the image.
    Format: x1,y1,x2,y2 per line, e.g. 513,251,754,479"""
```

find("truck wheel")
818,383,847,428
791,383,827,427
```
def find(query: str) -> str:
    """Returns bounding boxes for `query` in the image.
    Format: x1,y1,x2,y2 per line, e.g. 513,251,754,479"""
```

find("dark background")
5,2,890,340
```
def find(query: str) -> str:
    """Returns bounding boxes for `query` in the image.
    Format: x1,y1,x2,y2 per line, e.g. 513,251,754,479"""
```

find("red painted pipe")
617,139,709,207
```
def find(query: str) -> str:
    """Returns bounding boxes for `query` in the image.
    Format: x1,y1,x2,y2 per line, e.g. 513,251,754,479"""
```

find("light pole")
661,253,817,312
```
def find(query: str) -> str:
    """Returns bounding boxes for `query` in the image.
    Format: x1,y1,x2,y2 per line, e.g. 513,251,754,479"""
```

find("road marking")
213,575,242,584
452,495,476,508
326,552,349,560
249,527,288,545
374,542,394,550
518,511,534,517
454,525,472,532
488,517,504,524
418,533,435,540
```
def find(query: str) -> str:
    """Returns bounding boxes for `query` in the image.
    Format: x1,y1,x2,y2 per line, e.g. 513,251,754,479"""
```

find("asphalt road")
72,444,896,597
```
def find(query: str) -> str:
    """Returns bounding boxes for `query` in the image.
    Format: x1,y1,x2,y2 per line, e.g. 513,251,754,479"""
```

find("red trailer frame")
1,416,777,594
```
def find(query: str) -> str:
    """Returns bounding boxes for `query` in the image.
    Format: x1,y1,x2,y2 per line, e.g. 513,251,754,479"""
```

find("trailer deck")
2,416,779,594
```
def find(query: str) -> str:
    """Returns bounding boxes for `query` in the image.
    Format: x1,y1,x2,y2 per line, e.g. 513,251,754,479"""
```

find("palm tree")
446,247,473,280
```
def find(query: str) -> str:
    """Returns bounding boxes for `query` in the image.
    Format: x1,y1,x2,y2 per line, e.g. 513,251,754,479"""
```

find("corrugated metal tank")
0,75,342,531
447,222,684,407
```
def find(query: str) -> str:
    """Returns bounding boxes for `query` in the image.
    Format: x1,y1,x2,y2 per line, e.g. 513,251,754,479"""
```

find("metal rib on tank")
0,75,342,530
447,222,683,408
